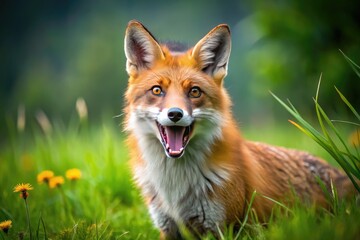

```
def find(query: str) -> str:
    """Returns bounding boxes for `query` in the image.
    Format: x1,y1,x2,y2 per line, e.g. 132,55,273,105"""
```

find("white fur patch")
127,106,229,231
157,108,193,127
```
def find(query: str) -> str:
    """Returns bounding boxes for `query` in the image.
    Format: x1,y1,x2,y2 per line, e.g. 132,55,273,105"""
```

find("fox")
122,20,356,239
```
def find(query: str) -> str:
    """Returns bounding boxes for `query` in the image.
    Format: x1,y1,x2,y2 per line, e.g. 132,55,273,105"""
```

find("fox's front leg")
148,203,183,240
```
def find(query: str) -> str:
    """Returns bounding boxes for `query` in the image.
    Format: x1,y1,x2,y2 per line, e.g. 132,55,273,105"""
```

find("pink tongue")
165,126,185,153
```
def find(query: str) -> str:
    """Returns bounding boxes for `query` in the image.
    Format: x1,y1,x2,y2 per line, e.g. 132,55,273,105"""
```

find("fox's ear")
191,24,231,83
124,20,164,77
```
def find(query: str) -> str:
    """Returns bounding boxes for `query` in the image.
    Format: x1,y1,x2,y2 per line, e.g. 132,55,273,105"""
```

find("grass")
1,105,360,239
1,119,158,239
271,52,360,194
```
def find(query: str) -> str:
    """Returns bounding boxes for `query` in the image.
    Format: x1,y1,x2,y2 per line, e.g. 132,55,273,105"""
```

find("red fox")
123,20,355,239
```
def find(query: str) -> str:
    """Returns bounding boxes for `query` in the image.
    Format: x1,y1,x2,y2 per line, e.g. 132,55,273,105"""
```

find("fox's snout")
157,107,193,127
167,107,184,123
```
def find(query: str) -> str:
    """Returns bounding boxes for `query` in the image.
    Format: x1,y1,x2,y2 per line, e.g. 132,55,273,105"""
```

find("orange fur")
123,20,355,239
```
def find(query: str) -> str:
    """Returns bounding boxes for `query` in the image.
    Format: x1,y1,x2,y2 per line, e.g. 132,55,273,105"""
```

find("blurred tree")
1,0,359,142
246,0,360,113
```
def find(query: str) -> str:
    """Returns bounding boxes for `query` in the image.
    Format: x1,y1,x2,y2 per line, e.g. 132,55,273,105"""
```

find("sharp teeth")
180,147,184,151
166,143,170,150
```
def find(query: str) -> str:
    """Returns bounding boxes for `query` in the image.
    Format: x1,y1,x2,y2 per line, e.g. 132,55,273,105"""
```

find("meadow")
1,105,359,240
1,1,360,239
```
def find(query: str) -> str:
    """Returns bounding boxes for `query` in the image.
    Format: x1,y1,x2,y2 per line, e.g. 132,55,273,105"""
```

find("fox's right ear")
124,20,165,77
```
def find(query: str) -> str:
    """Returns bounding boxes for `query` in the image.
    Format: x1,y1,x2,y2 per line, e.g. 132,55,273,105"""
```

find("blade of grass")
272,89,360,193
271,92,327,142
95,219,99,240
339,49,360,78
314,175,332,203
260,195,294,215
314,101,358,175
41,216,48,240
335,87,360,121
216,223,225,240
314,85,360,178
234,190,258,240
330,179,339,214
272,93,341,161
331,120,360,127
314,101,360,190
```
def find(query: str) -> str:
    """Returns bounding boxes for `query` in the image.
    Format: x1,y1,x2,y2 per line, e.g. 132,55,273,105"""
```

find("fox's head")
124,20,232,159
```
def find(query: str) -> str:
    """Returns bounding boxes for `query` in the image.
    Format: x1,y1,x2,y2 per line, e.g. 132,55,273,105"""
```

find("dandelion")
66,168,82,181
13,183,33,199
49,176,65,189
37,170,54,185
13,183,33,239
0,220,12,234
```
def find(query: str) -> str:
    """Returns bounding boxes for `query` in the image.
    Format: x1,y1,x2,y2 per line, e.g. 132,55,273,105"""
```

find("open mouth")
156,122,194,158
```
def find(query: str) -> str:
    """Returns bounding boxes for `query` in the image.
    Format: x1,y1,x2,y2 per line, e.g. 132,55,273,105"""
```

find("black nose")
167,108,184,123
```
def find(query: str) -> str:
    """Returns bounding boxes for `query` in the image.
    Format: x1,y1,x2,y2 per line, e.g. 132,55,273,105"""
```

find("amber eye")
189,87,202,98
151,86,163,96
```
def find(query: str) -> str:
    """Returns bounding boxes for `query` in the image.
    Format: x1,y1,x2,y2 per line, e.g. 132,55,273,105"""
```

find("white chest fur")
127,107,229,232
133,135,228,232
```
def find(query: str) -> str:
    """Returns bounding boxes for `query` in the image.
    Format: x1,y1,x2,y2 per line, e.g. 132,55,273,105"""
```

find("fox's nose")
167,108,184,123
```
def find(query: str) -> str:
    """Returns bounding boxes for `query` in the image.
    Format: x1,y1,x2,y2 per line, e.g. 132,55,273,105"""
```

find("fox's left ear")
191,24,231,84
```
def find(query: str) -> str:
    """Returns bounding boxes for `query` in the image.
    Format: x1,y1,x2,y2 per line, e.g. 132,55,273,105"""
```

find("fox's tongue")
165,126,185,156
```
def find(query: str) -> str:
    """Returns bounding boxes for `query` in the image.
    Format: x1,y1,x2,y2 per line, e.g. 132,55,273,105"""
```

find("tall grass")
271,53,360,193
0,117,158,239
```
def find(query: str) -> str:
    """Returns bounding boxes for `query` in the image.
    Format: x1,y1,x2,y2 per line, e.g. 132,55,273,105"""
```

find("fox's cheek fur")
126,106,159,135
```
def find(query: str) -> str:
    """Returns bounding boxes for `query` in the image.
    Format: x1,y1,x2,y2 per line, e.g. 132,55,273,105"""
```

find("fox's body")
123,20,354,239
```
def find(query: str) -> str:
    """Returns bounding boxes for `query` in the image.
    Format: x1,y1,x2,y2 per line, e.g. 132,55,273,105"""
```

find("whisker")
113,113,125,118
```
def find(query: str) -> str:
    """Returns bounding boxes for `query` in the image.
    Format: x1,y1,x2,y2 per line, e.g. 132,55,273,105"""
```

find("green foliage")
247,0,360,112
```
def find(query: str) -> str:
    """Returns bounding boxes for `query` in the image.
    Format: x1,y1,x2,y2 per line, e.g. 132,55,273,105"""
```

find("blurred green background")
1,0,360,142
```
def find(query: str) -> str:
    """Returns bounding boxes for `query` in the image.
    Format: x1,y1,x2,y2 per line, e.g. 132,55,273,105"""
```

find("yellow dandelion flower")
66,168,82,181
37,170,54,184
49,176,65,189
13,183,34,192
0,220,12,233
13,183,33,199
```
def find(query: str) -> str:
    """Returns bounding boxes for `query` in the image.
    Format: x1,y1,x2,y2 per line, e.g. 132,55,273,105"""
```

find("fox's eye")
189,87,202,98
151,86,163,96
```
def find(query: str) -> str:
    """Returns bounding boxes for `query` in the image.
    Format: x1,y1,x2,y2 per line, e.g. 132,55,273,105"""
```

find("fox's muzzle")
167,107,184,123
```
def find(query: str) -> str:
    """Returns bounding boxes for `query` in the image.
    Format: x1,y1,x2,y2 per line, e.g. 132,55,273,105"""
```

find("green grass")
1,121,158,239
1,116,359,239
271,52,360,194
271,79,360,193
